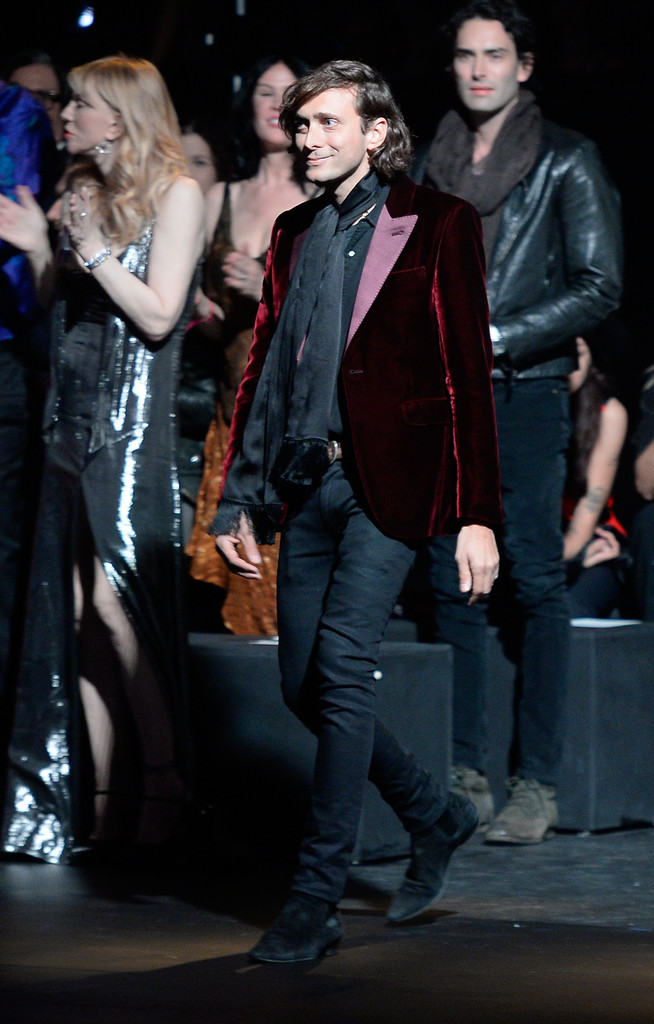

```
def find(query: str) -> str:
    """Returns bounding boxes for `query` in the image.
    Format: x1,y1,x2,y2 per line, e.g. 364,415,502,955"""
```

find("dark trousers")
429,378,572,787
0,343,44,711
277,461,446,904
567,560,626,618
630,501,654,621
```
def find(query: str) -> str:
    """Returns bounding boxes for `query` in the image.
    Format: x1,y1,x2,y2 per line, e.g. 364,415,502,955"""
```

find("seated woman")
0,55,204,862
563,332,630,618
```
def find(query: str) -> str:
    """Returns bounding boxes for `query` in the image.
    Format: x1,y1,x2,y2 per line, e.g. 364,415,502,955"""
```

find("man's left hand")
455,524,500,605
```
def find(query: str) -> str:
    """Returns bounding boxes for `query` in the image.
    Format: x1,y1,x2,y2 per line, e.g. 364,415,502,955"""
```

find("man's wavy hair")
279,59,413,182
67,54,187,250
441,0,537,63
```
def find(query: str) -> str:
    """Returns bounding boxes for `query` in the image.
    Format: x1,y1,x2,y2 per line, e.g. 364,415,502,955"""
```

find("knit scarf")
423,90,542,217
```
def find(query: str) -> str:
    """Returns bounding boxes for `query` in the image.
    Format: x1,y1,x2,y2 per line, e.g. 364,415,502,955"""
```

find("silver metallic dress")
1,226,192,863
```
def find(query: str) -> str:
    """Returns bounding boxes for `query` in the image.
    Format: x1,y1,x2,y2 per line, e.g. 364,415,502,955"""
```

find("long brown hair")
567,365,609,498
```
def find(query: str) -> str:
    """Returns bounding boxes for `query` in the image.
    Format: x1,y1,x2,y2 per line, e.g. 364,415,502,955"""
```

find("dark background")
2,0,648,357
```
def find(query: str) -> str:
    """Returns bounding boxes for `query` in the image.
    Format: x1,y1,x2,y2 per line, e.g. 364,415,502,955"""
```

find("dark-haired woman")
563,335,629,617
186,56,314,636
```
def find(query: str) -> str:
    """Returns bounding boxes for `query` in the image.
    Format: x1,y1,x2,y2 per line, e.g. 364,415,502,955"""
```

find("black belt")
327,439,343,463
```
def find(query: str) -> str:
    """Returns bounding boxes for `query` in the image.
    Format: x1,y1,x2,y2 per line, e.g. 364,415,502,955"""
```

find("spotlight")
77,6,95,28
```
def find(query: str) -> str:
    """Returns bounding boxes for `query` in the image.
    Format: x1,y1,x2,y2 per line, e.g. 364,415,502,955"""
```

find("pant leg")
630,501,654,620
428,533,490,772
0,344,43,712
277,462,440,903
567,561,623,618
494,378,572,786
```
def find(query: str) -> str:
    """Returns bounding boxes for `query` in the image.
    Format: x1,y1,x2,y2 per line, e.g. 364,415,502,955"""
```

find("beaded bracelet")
83,247,111,270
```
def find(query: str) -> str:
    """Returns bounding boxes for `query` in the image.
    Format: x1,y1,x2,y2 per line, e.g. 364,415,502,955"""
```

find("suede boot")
449,765,495,829
485,776,558,845
249,892,343,963
387,791,478,923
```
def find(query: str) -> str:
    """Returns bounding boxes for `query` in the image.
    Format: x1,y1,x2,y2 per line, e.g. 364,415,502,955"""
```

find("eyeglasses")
26,88,62,109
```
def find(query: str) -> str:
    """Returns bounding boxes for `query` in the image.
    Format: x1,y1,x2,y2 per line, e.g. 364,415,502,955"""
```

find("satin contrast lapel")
347,206,418,346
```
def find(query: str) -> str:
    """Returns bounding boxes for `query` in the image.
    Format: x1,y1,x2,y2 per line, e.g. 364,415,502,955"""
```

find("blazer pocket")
401,396,451,425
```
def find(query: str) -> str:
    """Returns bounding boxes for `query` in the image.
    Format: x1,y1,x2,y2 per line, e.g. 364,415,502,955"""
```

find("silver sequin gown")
2,226,193,863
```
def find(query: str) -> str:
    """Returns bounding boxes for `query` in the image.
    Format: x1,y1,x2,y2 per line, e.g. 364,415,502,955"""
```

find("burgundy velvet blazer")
223,173,502,540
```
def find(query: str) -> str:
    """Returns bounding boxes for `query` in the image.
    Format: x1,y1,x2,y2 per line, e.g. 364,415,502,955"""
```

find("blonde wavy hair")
67,55,187,249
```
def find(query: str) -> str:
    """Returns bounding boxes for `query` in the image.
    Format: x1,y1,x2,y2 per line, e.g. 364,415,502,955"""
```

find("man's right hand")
215,515,263,579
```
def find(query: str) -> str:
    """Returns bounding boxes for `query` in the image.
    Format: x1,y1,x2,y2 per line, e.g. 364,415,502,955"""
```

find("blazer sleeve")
434,200,503,527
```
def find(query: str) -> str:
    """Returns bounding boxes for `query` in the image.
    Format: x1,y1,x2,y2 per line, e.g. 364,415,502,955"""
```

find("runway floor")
2,823,654,1023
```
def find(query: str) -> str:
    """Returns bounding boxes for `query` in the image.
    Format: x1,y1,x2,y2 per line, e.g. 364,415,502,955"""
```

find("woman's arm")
67,175,205,343
187,180,230,337
204,180,227,252
563,396,628,560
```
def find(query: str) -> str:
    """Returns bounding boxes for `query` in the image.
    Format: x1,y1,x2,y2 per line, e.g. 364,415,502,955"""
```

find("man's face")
10,63,64,142
451,18,532,120
293,87,386,203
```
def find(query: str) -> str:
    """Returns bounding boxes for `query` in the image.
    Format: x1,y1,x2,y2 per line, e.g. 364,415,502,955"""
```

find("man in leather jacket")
413,0,623,843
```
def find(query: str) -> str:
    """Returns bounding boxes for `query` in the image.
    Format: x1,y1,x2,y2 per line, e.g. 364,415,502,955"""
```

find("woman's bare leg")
75,511,182,843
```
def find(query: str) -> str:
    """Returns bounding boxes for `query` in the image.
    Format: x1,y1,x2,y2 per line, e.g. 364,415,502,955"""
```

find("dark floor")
2,824,654,1024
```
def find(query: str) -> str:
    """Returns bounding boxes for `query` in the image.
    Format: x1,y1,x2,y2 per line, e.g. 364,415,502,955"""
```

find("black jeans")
0,343,44,710
277,461,446,904
429,378,572,787
567,559,627,618
630,501,654,621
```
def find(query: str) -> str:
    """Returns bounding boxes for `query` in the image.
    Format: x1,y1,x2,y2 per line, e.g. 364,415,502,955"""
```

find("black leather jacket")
485,120,623,379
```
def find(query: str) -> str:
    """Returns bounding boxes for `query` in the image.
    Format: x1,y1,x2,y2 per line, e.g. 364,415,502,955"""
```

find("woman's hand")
189,285,224,339
193,285,224,323
582,526,622,568
63,185,107,266
222,249,264,301
68,175,204,343
0,185,49,254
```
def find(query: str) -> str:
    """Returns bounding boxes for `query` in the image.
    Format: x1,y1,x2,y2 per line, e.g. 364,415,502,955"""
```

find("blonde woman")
0,55,204,863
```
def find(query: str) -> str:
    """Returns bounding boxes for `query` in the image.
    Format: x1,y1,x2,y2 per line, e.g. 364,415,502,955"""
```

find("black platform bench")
485,621,654,831
188,633,453,863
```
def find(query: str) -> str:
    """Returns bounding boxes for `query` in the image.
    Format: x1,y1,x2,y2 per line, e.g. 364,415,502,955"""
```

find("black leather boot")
249,892,343,963
387,791,478,923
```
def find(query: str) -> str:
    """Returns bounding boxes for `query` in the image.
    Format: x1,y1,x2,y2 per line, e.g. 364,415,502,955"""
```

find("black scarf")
213,172,384,543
